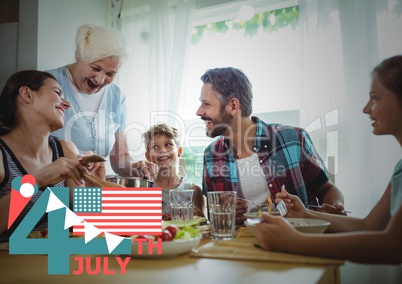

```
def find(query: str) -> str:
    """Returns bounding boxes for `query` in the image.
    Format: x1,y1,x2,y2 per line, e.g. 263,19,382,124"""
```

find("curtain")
300,2,402,280
299,0,402,218
117,0,195,159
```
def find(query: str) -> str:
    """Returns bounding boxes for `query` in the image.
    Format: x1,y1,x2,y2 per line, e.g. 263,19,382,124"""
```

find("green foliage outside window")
180,146,205,187
191,6,298,45
184,5,299,186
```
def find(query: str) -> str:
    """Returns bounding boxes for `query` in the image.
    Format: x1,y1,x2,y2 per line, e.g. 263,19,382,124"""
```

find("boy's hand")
130,160,159,179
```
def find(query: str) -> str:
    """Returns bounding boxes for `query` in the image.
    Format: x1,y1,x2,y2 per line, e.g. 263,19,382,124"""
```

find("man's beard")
207,109,233,138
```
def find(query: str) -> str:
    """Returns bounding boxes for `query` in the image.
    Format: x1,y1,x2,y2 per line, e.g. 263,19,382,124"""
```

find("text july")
72,256,131,275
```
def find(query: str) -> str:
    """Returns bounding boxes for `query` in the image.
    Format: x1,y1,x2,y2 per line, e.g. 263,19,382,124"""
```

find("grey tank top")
0,135,65,243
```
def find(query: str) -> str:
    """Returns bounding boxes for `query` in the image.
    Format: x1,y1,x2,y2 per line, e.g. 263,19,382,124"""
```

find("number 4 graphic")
9,187,130,275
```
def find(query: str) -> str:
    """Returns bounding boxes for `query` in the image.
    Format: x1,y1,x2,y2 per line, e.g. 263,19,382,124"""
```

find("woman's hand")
33,157,86,187
78,151,106,180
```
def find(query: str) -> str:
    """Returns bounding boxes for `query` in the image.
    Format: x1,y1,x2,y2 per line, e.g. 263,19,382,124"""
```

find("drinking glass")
207,191,237,240
169,189,194,221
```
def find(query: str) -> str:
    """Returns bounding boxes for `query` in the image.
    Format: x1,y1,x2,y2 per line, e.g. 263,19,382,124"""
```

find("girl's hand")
255,213,299,252
274,189,308,218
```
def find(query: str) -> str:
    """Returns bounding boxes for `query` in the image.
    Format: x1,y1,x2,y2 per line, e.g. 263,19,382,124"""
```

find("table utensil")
105,175,154,188
81,172,125,188
78,155,122,188
79,154,106,165
307,204,351,214
286,218,331,233
276,200,288,216
237,197,268,208
244,217,331,236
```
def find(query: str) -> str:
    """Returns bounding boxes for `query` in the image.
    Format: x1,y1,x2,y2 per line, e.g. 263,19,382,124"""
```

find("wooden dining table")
0,226,344,284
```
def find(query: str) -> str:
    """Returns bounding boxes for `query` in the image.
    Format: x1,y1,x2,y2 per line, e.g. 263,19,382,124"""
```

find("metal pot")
105,175,155,188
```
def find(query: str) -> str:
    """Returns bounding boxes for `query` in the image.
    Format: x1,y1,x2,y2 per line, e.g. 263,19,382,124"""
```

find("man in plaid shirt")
196,67,345,224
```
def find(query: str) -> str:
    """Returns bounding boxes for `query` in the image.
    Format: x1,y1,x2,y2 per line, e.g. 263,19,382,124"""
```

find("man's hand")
236,199,248,225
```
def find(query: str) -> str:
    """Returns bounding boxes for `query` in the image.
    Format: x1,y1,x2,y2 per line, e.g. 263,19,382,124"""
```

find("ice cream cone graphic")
8,175,38,229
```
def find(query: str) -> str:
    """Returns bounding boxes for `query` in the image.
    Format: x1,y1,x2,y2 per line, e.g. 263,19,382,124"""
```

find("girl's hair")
0,70,57,135
143,123,180,152
75,24,129,64
372,55,402,100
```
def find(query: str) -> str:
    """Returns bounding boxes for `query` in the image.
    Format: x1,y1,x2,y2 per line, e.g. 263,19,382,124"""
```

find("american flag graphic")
72,187,162,236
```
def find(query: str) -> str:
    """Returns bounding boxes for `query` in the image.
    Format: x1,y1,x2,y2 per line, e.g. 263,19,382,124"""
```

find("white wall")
18,0,110,71
0,23,18,88
18,0,39,71
37,0,110,70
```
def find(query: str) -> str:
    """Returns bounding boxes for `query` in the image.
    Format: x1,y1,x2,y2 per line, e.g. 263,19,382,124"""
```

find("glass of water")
169,189,194,221
207,191,237,240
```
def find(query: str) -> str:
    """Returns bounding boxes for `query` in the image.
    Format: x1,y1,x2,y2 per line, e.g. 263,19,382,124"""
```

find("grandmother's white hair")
75,24,129,64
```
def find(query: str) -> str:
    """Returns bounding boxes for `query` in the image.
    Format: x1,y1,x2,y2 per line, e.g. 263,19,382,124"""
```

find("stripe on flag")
72,187,162,236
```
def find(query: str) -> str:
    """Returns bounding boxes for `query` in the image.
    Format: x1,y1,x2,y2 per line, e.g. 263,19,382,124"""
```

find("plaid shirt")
202,117,329,206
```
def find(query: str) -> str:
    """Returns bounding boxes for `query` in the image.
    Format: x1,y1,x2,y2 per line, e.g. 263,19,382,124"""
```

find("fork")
308,204,351,214
276,200,287,216
237,197,268,208
276,185,288,216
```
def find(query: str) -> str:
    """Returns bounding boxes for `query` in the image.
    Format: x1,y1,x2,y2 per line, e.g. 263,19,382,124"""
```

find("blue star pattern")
73,188,102,213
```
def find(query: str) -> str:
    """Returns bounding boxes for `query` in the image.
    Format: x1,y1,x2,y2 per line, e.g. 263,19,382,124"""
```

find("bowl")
243,211,280,219
130,234,202,259
244,218,330,237
286,218,330,234
105,175,154,188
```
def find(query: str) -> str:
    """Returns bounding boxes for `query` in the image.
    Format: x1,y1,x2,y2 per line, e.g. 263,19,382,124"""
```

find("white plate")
245,218,330,237
130,234,202,259
162,219,204,229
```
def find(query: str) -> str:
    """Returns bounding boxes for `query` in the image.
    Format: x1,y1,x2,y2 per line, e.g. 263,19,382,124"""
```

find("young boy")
143,123,205,219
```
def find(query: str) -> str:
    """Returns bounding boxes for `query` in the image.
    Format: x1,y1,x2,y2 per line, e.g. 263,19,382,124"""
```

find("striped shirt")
0,136,65,242
202,117,329,207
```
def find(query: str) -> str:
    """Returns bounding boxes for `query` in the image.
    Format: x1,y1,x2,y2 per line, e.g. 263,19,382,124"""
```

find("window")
181,0,300,185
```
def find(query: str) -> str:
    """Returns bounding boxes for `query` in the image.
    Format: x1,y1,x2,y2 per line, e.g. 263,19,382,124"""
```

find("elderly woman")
0,70,103,242
47,24,158,178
